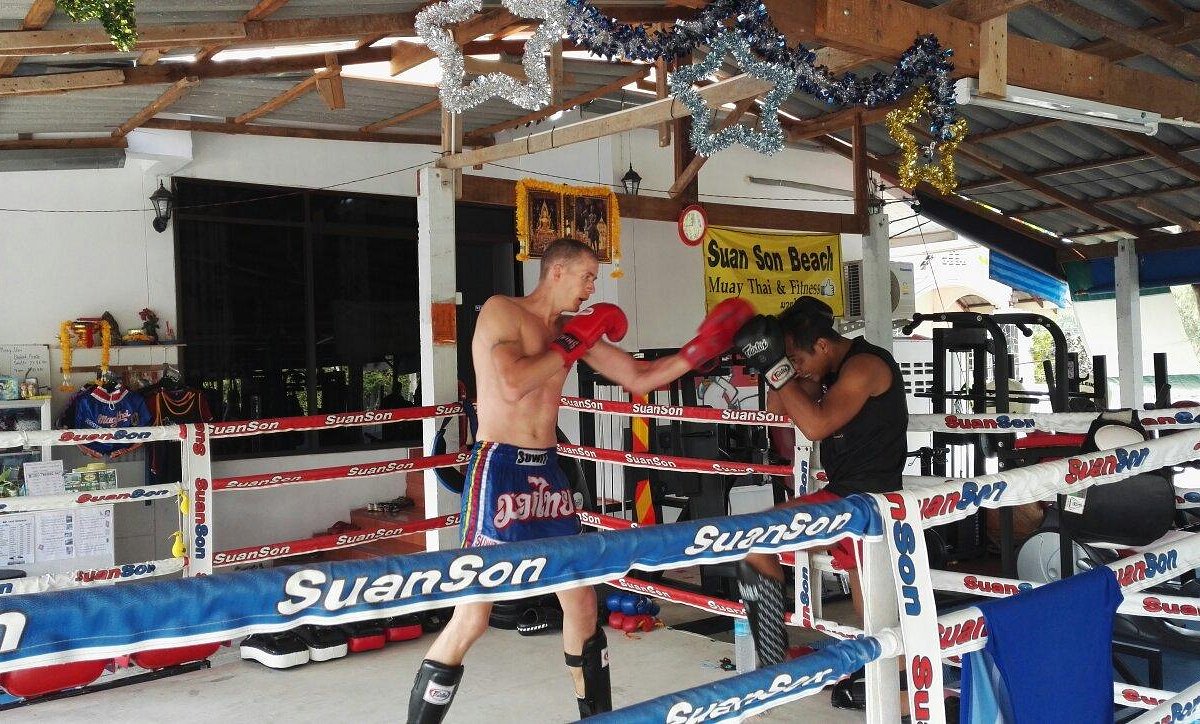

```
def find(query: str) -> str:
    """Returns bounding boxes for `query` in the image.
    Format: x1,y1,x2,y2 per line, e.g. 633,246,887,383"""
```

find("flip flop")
516,606,564,636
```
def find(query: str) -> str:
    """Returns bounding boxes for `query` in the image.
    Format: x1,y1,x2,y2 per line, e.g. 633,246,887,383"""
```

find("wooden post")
852,111,868,224
978,14,1008,99
417,167,460,551
442,107,463,199
1115,239,1144,408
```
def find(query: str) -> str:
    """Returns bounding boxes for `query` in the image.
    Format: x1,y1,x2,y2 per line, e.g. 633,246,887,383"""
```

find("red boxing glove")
550,303,628,367
680,298,755,370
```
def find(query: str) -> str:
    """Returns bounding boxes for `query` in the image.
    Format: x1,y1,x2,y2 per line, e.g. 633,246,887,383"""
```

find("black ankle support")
565,626,612,718
737,561,788,667
407,659,464,724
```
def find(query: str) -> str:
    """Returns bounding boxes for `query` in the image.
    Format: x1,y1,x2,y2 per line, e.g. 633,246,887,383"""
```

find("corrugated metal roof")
0,0,1195,251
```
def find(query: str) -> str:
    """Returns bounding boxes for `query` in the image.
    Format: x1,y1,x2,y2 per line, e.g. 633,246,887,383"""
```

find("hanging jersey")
73,386,153,459
143,388,214,484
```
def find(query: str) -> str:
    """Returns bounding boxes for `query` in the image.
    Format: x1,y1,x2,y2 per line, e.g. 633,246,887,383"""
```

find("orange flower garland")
58,321,74,392
99,320,112,377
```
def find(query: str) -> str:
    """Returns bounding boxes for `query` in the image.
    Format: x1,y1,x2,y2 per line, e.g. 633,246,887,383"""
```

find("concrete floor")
18,603,866,723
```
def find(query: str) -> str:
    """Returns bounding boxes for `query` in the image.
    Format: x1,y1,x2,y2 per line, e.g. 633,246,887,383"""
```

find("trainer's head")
778,296,841,381
540,237,600,312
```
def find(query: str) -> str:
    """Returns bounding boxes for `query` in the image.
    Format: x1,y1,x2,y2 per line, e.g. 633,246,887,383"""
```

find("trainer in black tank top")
819,337,908,496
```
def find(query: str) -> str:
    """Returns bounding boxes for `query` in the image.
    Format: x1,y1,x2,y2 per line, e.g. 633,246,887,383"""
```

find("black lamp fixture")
150,180,175,233
620,163,642,196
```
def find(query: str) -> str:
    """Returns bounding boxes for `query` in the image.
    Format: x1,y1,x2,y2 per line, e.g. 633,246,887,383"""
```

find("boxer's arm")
481,298,562,402
772,355,888,441
584,342,691,398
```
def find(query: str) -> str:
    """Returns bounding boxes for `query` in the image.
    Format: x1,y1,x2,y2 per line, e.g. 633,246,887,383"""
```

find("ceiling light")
953,78,1160,135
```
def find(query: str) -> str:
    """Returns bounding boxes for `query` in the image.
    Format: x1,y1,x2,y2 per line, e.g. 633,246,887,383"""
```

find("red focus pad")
0,659,108,698
130,642,222,670
341,623,387,653
383,616,424,642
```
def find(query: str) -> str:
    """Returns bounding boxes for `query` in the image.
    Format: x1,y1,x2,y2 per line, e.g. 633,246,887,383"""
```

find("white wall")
1,123,869,564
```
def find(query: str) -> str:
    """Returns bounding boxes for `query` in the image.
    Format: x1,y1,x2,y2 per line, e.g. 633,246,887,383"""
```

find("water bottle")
733,618,756,674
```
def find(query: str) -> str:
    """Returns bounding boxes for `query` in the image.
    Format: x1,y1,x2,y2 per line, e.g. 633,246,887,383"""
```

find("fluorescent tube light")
954,78,1159,135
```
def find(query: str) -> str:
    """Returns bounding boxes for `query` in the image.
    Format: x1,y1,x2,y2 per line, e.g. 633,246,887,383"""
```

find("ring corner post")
418,165,460,553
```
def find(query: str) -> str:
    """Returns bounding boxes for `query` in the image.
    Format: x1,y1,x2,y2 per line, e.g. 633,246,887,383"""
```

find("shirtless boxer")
407,238,753,722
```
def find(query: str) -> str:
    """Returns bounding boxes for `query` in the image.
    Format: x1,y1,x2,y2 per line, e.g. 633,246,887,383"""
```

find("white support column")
1115,239,1143,409
861,209,893,352
860,535,902,724
418,166,460,552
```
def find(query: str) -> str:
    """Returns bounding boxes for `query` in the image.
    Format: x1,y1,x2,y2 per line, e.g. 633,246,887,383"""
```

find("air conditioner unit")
842,261,915,322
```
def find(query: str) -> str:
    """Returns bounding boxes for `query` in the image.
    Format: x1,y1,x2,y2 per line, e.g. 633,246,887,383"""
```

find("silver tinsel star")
416,0,569,114
668,29,799,157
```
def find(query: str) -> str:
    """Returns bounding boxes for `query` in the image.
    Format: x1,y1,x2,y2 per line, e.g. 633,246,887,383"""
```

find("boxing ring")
2,402,1200,722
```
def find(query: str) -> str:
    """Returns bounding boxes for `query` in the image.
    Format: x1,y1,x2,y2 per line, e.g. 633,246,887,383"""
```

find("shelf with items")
50,343,184,373
0,398,53,495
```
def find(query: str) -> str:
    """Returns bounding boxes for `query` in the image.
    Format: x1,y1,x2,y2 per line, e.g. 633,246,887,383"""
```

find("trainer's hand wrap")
550,303,628,367
680,298,755,371
735,315,795,389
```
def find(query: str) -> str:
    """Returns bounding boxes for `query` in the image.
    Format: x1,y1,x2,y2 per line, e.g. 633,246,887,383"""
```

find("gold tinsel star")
886,87,969,195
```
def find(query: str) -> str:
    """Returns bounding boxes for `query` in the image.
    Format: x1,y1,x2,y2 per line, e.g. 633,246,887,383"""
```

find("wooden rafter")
938,0,1040,22
0,69,126,96
233,73,328,125
959,139,1200,192
785,106,895,143
1076,11,1200,61
469,66,649,137
112,76,200,138
1106,130,1200,182
764,0,1200,123
0,136,128,151
0,12,423,57
1039,0,1200,79
815,134,1065,249
441,73,772,170
1133,198,1200,231
460,38,584,56
1137,0,1187,24
390,9,513,76
141,117,492,147
361,99,442,133
1008,180,1200,218
668,97,756,198
0,0,58,76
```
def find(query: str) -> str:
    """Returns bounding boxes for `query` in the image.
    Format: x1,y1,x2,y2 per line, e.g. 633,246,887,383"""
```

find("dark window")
174,178,518,459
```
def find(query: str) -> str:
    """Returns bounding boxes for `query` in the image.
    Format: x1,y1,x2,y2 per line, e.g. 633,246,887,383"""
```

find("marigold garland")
99,320,112,377
886,86,969,195
514,178,622,278
58,322,75,392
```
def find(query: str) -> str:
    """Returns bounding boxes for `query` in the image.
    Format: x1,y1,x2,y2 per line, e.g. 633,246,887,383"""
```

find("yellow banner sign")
703,227,844,316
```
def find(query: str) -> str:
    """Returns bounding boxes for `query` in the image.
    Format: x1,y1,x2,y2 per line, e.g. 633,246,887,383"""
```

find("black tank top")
819,337,908,495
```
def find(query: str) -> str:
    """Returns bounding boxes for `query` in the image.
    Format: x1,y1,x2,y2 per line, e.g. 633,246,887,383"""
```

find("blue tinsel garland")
564,0,960,141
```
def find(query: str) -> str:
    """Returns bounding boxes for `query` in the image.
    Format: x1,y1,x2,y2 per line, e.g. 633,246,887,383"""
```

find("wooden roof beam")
0,135,128,151
668,97,757,198
361,99,441,133
390,9,513,76
0,12,423,57
1076,11,1200,61
0,0,59,76
1106,129,1200,182
1134,198,1200,232
765,0,1200,123
112,76,199,137
191,0,294,69
141,117,494,146
232,72,326,125
0,69,126,96
937,0,1040,22
469,66,650,137
441,73,772,169
1039,0,1200,79
1137,0,1187,24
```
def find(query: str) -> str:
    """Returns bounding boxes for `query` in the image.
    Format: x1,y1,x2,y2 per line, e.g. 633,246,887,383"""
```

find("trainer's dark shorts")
459,441,581,547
